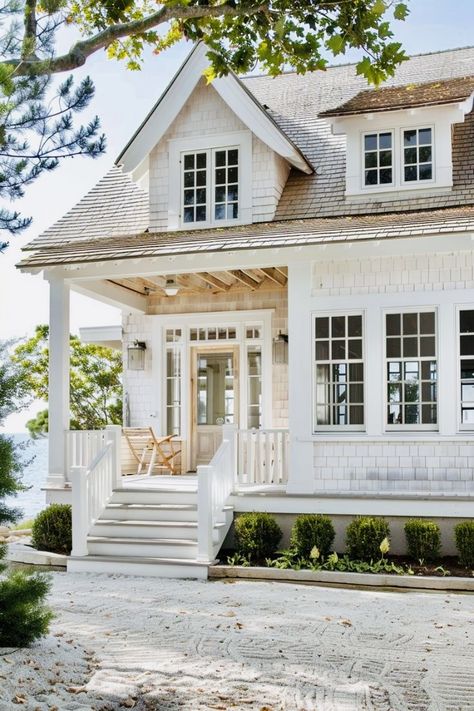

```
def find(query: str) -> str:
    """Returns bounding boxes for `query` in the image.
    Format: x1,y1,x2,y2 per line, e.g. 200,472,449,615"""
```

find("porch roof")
18,204,474,270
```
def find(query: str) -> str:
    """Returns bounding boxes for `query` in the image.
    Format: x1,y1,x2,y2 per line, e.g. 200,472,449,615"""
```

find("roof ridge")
242,45,474,80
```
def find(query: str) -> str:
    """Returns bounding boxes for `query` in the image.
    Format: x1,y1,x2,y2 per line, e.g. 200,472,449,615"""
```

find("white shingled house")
18,43,474,577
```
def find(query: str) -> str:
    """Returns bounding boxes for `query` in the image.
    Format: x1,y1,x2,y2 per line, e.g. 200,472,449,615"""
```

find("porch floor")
120,473,286,495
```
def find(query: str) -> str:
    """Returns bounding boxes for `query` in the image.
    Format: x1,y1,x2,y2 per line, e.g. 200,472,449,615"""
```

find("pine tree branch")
3,2,268,76
21,0,37,59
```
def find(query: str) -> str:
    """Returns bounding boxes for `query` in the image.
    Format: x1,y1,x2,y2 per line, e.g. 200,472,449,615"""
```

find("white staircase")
68,484,233,579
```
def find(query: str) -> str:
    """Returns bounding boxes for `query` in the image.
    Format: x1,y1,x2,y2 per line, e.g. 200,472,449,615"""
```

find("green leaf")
394,3,410,21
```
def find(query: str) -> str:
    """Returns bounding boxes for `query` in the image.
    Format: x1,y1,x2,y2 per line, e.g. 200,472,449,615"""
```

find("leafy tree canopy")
13,325,123,436
0,0,409,238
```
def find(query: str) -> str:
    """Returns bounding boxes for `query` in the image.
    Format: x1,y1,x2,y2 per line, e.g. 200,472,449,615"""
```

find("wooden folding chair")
123,427,182,475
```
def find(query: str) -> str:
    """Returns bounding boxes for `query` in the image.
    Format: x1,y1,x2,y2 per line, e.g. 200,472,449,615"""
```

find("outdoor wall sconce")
272,331,288,365
127,340,147,370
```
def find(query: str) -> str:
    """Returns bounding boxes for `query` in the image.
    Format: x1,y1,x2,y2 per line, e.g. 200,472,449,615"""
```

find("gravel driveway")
1,572,473,710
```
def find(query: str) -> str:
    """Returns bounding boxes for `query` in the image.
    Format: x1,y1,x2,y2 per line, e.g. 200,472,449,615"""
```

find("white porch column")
286,261,314,494
47,276,70,488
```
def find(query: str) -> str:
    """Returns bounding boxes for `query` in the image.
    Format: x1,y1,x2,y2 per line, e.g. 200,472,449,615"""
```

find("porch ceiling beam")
229,269,261,290
195,272,231,291
175,274,205,293
260,267,287,286
71,279,147,313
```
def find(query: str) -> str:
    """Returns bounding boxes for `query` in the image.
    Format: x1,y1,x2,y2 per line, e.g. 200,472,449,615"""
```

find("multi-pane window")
190,326,237,342
182,147,239,225
314,314,364,428
403,128,433,182
166,349,181,435
247,346,262,429
364,132,393,186
215,149,239,221
386,311,437,427
183,152,207,223
459,309,474,426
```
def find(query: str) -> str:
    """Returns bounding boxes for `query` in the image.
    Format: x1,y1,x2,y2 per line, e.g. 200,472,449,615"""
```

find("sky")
2,0,474,430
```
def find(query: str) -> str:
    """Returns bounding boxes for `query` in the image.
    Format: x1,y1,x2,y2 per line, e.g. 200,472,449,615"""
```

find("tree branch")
5,3,267,76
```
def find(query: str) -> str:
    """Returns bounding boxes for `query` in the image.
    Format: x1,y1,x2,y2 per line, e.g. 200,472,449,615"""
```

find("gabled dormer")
320,76,474,199
116,43,313,232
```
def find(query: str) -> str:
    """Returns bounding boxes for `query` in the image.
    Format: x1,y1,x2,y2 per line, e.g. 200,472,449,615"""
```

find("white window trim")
168,130,252,230
312,309,366,433
361,129,395,191
456,304,474,432
383,306,438,432
400,125,435,187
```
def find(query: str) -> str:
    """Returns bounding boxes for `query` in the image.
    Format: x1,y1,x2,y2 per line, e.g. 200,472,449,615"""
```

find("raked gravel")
1,571,473,710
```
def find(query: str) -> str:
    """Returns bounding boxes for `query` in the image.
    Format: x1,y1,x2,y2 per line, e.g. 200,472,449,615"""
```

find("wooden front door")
191,346,239,469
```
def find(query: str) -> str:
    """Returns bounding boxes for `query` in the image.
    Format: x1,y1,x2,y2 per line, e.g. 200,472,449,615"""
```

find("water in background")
4,434,48,521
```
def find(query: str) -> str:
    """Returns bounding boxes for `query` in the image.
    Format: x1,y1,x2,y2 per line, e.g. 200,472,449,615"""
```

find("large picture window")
385,311,437,427
459,309,474,427
314,313,364,428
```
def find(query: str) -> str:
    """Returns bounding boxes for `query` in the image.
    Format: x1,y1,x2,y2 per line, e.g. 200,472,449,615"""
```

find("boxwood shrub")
31,504,72,555
345,516,390,562
454,520,474,568
234,512,282,563
404,519,441,562
290,514,335,559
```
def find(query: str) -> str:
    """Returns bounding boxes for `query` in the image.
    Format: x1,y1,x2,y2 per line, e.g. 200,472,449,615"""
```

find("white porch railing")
197,424,236,562
69,425,122,557
236,428,289,486
66,429,109,479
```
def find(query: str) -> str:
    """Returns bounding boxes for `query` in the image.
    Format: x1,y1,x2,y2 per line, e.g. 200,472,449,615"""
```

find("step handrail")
70,425,122,557
197,424,237,563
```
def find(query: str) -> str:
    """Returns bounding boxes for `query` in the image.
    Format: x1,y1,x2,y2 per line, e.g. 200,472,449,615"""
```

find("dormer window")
169,131,252,230
403,127,433,183
182,147,239,225
320,76,474,199
363,131,393,187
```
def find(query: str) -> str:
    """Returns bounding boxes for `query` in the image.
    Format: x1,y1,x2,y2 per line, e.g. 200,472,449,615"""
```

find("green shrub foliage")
345,516,390,561
454,521,474,568
234,512,282,562
404,519,441,562
32,504,72,555
290,514,335,559
0,567,53,647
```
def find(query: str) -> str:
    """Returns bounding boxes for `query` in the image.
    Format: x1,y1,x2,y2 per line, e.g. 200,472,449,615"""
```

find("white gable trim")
116,42,312,175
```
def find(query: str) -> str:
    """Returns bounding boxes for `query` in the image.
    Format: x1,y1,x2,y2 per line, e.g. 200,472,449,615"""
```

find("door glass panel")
197,351,235,425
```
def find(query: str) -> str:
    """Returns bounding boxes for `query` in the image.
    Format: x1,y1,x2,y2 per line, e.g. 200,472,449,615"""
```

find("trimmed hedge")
234,512,282,562
345,516,390,562
31,504,72,555
290,514,335,559
404,519,441,562
454,521,474,568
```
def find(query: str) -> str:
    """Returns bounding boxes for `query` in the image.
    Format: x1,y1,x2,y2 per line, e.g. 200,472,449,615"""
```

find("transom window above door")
182,147,239,225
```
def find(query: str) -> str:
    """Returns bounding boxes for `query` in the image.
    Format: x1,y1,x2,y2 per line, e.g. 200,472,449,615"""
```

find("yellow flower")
310,545,320,560
379,537,390,556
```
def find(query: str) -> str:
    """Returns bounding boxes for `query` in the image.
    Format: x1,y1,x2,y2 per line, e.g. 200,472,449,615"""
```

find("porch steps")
67,484,233,579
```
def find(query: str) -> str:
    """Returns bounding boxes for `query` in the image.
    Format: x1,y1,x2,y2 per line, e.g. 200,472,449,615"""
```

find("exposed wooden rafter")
229,269,261,290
